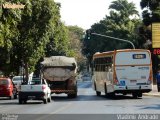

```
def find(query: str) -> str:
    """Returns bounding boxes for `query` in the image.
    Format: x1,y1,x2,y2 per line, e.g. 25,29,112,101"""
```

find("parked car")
0,77,17,99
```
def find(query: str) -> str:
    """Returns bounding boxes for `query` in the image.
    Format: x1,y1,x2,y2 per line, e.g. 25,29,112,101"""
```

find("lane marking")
34,103,72,120
51,103,72,114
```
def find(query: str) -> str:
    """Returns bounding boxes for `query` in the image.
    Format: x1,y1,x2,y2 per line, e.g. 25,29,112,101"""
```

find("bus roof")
93,49,150,59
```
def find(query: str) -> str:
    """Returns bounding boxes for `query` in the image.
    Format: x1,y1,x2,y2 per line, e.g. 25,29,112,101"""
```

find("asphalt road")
0,81,160,120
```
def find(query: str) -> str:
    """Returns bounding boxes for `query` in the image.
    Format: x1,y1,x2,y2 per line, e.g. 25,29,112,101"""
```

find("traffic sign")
152,23,160,48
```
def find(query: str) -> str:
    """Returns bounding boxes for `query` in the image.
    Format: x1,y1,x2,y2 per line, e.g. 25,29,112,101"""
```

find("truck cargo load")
41,56,78,98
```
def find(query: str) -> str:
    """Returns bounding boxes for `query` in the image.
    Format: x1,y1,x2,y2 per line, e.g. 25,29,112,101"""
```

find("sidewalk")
143,85,160,97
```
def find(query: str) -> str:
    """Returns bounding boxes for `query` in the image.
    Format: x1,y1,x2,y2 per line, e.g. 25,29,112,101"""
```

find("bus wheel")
137,93,142,97
107,92,115,97
104,84,107,96
123,93,127,96
132,93,138,98
96,91,101,96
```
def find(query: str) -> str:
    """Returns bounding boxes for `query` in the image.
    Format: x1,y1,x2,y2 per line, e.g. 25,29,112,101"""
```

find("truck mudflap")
52,89,77,98
51,89,75,93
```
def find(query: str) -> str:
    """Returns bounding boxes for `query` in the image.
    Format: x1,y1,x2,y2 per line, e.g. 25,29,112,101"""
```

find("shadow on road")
0,98,46,105
51,94,142,102
136,104,160,110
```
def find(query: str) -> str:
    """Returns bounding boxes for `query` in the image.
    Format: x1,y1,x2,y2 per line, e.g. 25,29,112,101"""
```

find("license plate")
28,96,36,99
130,80,137,83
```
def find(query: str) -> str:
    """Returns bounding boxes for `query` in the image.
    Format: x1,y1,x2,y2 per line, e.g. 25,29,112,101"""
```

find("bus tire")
132,93,138,98
104,84,107,96
94,82,97,91
96,91,101,96
107,92,115,97
137,92,142,97
94,82,101,96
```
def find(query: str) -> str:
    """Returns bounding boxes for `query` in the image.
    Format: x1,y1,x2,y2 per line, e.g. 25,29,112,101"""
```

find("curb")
143,93,160,97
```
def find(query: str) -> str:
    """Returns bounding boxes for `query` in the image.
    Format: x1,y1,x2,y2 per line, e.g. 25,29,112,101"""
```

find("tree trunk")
24,62,29,83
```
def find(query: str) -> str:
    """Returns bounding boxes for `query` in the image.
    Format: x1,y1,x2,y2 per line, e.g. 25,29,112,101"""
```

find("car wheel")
9,93,14,100
43,98,47,104
43,95,48,104
14,94,17,99
47,94,51,103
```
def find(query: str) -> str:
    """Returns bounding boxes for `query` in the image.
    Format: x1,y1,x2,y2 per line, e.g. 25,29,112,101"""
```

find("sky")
54,0,142,29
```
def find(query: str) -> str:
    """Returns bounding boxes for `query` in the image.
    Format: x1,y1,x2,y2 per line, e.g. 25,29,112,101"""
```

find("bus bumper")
114,85,152,93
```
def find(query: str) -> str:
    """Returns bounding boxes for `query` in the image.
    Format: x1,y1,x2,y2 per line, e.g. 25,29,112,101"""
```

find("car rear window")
0,80,9,85
29,78,41,85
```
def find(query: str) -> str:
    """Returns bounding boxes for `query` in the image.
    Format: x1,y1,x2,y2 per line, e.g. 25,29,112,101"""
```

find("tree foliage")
67,25,85,72
0,0,71,81
83,0,141,63
140,0,160,75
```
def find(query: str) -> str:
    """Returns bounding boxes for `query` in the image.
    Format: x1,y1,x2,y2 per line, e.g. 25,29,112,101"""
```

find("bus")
92,49,153,98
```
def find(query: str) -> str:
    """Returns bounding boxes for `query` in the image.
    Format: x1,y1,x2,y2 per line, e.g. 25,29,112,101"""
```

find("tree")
67,25,85,72
140,0,160,78
0,0,22,75
45,22,69,56
0,0,65,82
82,0,141,64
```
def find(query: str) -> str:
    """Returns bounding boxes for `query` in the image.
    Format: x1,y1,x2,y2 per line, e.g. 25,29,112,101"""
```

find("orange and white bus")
92,49,153,98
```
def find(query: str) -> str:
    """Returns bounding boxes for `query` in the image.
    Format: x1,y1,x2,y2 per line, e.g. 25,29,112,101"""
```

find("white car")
18,78,51,104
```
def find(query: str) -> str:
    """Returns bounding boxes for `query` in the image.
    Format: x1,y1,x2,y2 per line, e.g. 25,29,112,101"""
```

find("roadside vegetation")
0,0,160,81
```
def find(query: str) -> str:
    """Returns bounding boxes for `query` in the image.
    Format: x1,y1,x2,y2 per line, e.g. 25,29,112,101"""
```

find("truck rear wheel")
19,99,22,104
9,92,14,100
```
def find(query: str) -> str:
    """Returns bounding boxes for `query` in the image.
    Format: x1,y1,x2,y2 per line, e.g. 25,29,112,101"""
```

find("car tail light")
42,85,46,90
7,85,11,90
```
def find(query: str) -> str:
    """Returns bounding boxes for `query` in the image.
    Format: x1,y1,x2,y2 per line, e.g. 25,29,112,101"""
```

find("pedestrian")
156,70,160,92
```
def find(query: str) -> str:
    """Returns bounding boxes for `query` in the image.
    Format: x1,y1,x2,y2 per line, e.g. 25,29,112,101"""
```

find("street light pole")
91,33,135,49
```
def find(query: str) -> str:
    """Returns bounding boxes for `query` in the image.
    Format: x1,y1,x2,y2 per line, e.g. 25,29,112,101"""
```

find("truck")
40,56,78,98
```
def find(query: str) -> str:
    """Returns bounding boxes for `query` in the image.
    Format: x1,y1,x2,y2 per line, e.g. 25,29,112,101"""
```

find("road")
0,81,160,120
